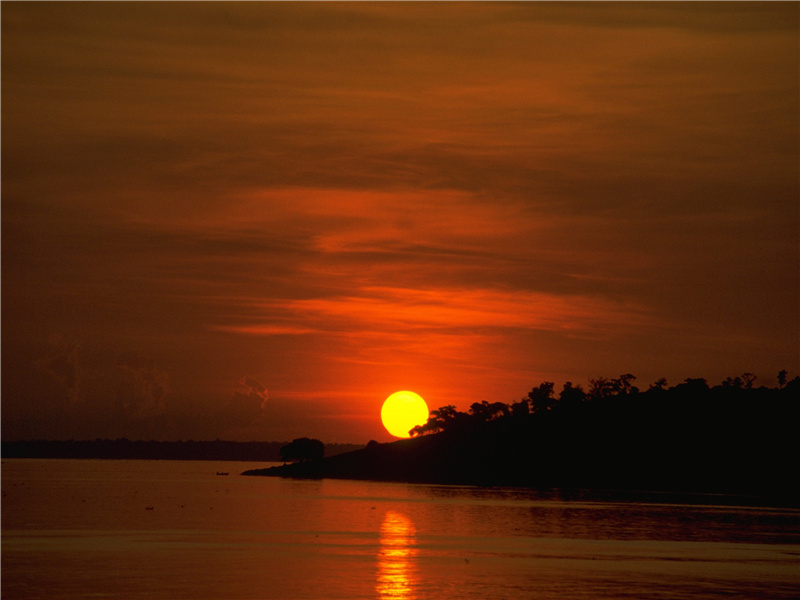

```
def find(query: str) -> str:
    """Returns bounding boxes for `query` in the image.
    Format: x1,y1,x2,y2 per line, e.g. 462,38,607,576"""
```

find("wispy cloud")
266,286,653,334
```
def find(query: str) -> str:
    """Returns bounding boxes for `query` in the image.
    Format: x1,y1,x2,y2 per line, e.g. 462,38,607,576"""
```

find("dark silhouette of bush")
280,437,325,462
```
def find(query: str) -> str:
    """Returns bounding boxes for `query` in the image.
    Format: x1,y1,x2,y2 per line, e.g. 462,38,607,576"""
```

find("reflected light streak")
376,510,418,600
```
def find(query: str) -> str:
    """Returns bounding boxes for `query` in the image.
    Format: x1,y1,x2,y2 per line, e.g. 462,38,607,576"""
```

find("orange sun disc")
381,391,429,438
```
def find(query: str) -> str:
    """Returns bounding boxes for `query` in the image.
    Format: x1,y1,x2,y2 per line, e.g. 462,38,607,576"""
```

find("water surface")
3,459,798,599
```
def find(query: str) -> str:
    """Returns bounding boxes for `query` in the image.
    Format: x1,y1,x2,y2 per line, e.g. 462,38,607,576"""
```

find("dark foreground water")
2,459,799,599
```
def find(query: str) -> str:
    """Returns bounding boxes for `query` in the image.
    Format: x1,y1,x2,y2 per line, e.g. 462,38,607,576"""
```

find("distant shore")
1,439,364,462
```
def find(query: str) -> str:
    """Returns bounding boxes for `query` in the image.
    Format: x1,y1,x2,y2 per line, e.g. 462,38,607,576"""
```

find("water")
2,459,799,599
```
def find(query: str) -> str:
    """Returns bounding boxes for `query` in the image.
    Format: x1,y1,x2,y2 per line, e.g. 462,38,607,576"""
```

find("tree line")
409,371,799,437
245,370,798,503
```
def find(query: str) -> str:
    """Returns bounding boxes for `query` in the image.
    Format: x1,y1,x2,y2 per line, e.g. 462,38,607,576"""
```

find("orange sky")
2,2,798,443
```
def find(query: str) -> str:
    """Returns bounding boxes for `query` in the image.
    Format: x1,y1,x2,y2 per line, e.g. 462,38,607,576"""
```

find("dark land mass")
1,439,364,462
244,376,800,507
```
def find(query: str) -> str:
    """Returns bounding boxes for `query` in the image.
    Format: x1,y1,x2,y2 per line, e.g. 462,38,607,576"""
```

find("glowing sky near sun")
2,2,798,443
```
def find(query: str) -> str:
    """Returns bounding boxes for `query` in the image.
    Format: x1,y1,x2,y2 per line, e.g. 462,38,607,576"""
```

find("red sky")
2,2,798,443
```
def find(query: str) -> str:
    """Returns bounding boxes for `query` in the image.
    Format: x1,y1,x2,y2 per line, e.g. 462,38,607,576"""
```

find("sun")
381,391,429,438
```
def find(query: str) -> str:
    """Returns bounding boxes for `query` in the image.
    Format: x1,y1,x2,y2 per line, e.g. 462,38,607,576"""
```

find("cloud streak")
224,286,653,337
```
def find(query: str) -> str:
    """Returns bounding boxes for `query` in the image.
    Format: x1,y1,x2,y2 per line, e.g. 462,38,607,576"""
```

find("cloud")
211,285,656,392
32,339,170,436
276,286,653,334
217,377,269,431
109,354,169,421
36,337,83,405
242,376,268,400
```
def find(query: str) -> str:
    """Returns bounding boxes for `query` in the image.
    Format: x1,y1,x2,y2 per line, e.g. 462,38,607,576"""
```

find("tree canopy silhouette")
280,437,324,462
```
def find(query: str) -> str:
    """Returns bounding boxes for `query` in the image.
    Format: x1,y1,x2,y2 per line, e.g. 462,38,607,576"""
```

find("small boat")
216,472,229,476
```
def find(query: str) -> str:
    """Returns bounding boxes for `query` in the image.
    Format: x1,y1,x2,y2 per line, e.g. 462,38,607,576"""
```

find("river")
2,459,798,599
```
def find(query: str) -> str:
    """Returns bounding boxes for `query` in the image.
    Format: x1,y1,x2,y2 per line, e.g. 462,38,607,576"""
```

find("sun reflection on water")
376,510,418,600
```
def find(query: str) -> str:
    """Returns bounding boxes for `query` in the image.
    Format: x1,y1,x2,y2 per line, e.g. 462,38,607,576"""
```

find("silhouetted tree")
741,372,756,390
559,381,586,407
510,399,530,417
778,370,788,388
469,401,490,421
410,406,451,436
526,382,556,413
470,400,510,421
722,376,743,389
411,405,470,436
280,437,324,462
613,373,638,395
409,424,426,437
677,378,708,392
588,377,615,401
431,405,462,427
649,377,668,391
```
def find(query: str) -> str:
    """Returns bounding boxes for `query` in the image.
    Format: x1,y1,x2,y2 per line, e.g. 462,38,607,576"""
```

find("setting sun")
381,391,429,438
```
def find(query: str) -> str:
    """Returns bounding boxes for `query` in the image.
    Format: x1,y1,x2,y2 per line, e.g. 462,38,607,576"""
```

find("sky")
2,2,798,443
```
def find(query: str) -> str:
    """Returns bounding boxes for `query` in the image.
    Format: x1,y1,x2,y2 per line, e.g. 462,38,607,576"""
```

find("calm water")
2,459,799,599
